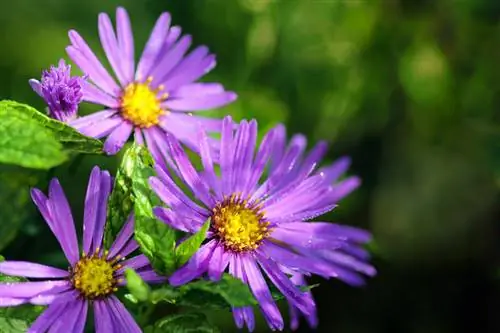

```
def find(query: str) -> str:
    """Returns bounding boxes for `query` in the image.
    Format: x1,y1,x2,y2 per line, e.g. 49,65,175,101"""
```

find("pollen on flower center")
212,194,271,252
70,249,122,299
120,76,168,128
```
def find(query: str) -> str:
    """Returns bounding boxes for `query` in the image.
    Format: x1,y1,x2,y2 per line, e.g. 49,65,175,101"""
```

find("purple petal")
103,121,133,155
143,127,174,171
164,133,214,207
94,300,114,333
69,109,117,128
162,54,216,90
81,81,120,108
117,255,150,274
82,166,102,254
27,301,66,333
330,176,361,202
48,299,86,333
116,7,135,83
0,261,68,279
98,13,128,86
278,222,372,244
29,288,76,306
153,207,190,232
229,255,256,332
160,45,209,89
107,295,142,332
316,249,376,277
0,280,69,298
108,214,135,258
29,79,43,97
150,35,192,87
219,116,234,196
0,298,28,306
66,42,119,96
207,243,230,281
136,12,171,80
243,126,276,198
169,82,225,98
75,115,123,139
197,125,221,199
317,156,352,184
169,240,217,286
135,268,167,284
296,141,328,180
89,170,112,253
48,179,79,265
72,299,88,333
163,92,237,111
256,252,315,317
134,127,145,145
241,255,284,331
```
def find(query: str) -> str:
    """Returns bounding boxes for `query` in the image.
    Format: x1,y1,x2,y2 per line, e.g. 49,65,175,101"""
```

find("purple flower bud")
29,59,85,122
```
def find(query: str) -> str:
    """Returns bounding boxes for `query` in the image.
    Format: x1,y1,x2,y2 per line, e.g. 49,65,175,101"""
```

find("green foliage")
149,274,257,310
125,268,151,302
0,100,103,170
175,220,210,268
104,144,138,247
144,313,219,333
0,167,39,251
0,101,66,169
105,144,178,274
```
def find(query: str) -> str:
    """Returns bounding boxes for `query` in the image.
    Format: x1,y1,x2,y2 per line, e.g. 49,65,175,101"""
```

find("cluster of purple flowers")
1,7,376,332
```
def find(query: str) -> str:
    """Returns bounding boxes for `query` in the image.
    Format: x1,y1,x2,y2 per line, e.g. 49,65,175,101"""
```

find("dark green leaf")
129,144,177,274
0,167,39,251
175,220,210,267
144,313,219,333
0,100,103,154
270,283,320,301
149,274,257,309
125,268,151,302
0,101,67,169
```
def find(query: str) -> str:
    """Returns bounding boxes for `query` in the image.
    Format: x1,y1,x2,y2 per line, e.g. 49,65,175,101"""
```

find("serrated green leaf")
128,144,177,275
104,145,137,247
0,101,67,169
0,100,103,154
175,220,210,267
125,268,151,302
144,313,219,333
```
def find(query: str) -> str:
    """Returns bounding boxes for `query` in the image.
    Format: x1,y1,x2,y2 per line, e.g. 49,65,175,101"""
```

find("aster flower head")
0,167,164,332
150,116,376,331
67,7,236,156
29,59,85,122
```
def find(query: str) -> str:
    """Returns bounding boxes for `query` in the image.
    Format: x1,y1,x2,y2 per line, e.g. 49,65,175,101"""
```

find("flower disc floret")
212,195,270,252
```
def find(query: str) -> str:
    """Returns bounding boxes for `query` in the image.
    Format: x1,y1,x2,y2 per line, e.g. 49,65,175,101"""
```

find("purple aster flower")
66,7,236,156
29,59,85,122
0,166,164,332
150,116,376,331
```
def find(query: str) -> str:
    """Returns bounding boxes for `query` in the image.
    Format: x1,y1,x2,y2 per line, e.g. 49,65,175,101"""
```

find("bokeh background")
1,0,500,332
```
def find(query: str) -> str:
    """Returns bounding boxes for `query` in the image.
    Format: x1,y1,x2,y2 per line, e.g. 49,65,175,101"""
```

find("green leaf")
128,144,177,275
144,313,219,333
0,100,103,154
125,269,151,302
0,167,39,251
175,220,210,267
0,101,67,169
104,145,137,247
149,274,257,309
270,283,320,302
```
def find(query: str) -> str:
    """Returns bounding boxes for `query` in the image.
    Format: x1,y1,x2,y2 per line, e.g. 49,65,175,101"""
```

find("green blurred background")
1,0,500,332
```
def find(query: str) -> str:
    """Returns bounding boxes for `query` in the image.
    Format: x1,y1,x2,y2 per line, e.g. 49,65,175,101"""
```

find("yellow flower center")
70,250,122,299
212,195,271,252
120,77,168,128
